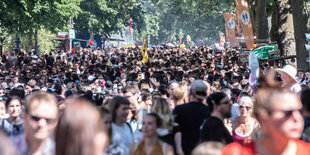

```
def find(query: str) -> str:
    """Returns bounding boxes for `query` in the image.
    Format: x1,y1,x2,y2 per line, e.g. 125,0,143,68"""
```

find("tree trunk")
291,0,309,70
28,32,33,51
254,0,269,43
272,0,296,66
0,37,4,56
34,26,38,55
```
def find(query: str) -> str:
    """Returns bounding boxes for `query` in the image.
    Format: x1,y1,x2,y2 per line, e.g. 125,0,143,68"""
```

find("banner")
223,13,239,47
142,38,148,63
235,0,254,49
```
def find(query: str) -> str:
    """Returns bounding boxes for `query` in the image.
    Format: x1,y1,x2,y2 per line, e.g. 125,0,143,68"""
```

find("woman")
0,96,23,136
109,96,134,155
99,107,123,155
129,113,174,155
225,95,259,144
222,72,310,155
170,84,188,110
151,97,183,155
55,97,107,155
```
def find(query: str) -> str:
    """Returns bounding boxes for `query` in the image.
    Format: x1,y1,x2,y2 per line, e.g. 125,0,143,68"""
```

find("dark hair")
301,89,310,112
5,96,21,108
108,96,130,123
207,92,227,112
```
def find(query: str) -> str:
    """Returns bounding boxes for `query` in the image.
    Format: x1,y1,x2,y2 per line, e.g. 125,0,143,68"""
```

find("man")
297,70,306,84
173,80,210,155
11,91,58,155
200,92,233,145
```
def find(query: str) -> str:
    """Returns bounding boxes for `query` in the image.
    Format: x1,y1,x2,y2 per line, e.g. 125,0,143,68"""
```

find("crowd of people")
0,45,310,155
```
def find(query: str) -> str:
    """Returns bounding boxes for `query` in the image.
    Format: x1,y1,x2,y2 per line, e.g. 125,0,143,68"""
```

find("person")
55,97,107,155
300,88,310,142
0,96,23,136
170,84,188,110
11,91,58,155
0,101,6,119
200,92,233,145
151,97,183,155
173,80,210,155
225,96,259,144
99,107,124,155
222,72,310,155
0,130,17,155
109,96,134,155
297,70,306,84
276,65,301,93
129,113,174,155
191,142,224,155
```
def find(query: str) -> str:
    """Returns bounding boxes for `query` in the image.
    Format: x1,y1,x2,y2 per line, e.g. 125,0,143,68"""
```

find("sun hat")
275,65,297,82
190,80,208,100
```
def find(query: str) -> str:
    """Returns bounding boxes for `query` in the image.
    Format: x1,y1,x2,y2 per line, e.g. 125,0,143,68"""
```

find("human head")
151,98,173,129
108,96,130,124
192,142,224,155
238,96,253,118
300,88,310,116
168,82,179,97
189,80,208,102
297,70,304,79
207,92,231,118
142,113,161,138
99,107,112,145
5,96,22,118
254,72,304,139
55,98,107,155
122,85,140,105
172,84,188,105
23,91,58,142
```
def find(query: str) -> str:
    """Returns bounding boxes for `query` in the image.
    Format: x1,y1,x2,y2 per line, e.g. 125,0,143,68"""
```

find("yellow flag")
142,38,148,63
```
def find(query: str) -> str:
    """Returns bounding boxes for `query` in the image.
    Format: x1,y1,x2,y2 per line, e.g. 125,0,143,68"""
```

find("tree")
291,0,309,70
270,0,296,66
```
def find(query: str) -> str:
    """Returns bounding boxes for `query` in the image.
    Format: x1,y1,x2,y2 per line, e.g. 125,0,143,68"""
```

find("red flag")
129,18,132,34
180,37,182,44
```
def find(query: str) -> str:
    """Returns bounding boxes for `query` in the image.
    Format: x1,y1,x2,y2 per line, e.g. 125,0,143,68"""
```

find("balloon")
89,40,94,45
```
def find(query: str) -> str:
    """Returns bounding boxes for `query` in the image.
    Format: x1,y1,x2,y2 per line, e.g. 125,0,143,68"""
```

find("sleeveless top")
134,141,166,155
232,118,256,144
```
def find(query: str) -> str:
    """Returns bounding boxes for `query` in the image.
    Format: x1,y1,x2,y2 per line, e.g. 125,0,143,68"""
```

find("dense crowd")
0,45,310,155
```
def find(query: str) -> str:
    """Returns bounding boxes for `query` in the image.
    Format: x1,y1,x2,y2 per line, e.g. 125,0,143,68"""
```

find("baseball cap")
190,80,207,100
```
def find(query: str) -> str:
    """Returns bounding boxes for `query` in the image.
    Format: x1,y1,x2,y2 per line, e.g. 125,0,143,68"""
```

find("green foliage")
74,0,144,36
37,29,57,53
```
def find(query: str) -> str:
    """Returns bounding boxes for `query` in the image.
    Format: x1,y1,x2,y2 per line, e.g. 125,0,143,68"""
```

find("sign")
69,29,75,39
241,10,250,25
227,19,236,29
235,0,254,49
223,13,239,47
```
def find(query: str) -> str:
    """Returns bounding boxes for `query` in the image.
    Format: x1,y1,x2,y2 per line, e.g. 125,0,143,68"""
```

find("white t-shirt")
112,123,134,155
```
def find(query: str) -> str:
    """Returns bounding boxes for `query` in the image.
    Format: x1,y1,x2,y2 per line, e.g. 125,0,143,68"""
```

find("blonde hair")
152,98,174,131
0,101,5,119
172,85,188,102
192,142,224,155
238,96,253,107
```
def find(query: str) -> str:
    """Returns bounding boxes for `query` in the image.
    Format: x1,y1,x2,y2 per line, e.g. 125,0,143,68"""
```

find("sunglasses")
239,106,251,110
274,109,302,119
30,115,57,124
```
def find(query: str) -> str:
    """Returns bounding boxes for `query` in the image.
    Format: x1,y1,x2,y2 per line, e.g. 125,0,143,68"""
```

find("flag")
235,0,254,49
223,13,239,47
142,38,148,63
180,37,182,45
129,18,132,34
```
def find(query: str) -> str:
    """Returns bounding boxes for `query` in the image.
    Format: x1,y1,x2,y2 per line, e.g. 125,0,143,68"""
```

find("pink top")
232,119,256,145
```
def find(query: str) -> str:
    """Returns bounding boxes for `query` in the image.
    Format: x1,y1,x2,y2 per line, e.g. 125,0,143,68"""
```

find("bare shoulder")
224,118,233,126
